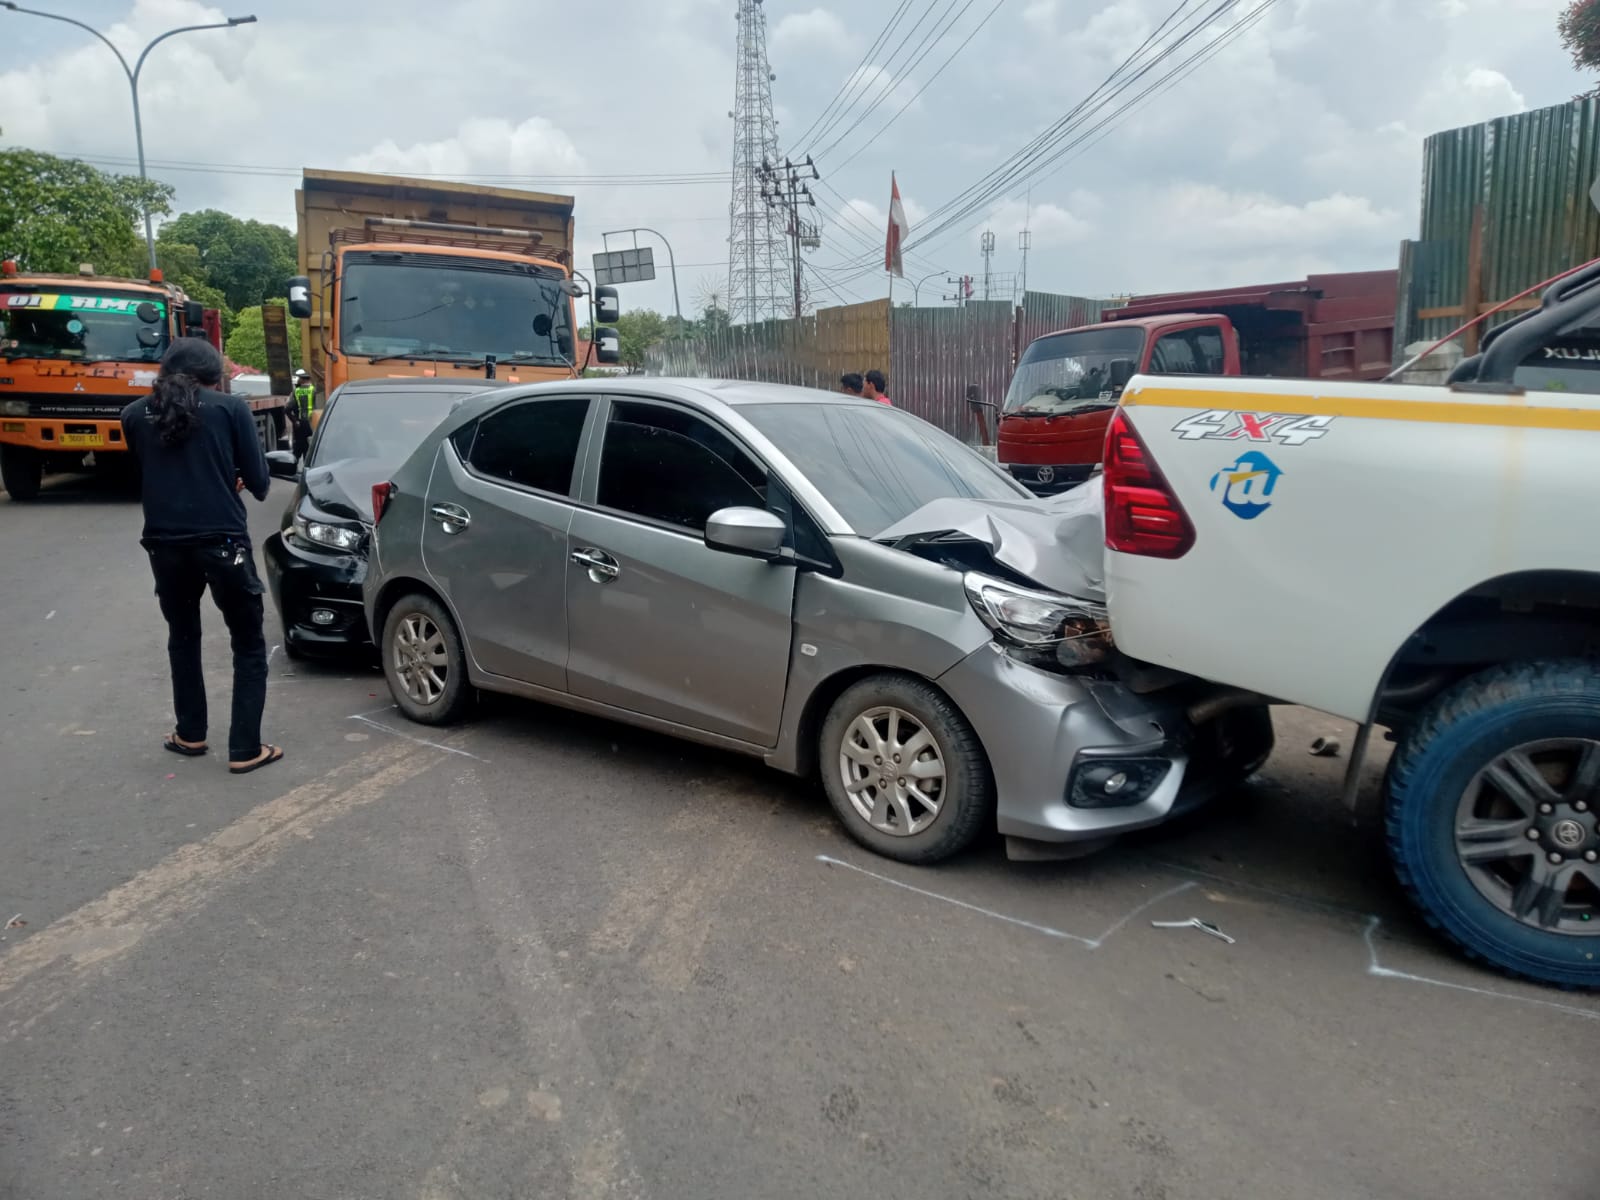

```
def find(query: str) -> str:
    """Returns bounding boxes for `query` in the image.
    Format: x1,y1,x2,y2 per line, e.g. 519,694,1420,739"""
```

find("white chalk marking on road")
816,855,1194,948
45,610,55,620
0,742,437,1033
347,713,486,762
267,643,279,666
1362,917,1599,1021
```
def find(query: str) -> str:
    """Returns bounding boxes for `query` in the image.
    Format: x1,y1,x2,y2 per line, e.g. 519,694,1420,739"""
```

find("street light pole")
1,5,257,275
601,226,682,326
912,269,945,306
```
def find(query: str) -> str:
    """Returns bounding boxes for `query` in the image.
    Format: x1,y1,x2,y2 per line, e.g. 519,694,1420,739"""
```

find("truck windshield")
1003,327,1144,416
340,261,573,366
0,289,168,363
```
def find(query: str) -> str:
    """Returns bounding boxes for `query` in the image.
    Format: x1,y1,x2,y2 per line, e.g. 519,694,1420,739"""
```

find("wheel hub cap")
1454,737,1600,935
838,706,946,837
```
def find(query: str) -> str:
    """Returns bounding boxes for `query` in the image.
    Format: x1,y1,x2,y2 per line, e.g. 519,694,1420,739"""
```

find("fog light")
1067,759,1171,809
310,608,337,626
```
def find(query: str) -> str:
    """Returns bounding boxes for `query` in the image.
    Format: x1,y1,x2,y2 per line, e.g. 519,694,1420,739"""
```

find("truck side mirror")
594,327,621,365
184,300,205,330
287,276,313,321
596,286,621,325
1108,358,1136,391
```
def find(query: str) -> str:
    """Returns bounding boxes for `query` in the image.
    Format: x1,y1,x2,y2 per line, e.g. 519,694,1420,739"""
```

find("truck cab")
998,314,1239,494
0,262,215,500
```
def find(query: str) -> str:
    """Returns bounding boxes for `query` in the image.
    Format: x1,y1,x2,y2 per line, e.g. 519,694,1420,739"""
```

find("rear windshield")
312,388,477,467
741,401,1027,536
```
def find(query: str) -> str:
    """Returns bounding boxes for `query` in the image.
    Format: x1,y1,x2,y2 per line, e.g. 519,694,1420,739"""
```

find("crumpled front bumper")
937,643,1271,843
262,529,371,654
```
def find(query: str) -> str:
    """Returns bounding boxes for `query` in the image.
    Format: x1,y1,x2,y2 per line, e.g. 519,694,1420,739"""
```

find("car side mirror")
705,506,786,560
596,286,621,325
266,449,299,480
287,276,313,321
594,326,621,365
1107,358,1136,391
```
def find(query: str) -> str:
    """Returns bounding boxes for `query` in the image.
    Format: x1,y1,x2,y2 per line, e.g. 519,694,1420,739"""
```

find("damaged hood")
302,457,389,523
874,484,1106,602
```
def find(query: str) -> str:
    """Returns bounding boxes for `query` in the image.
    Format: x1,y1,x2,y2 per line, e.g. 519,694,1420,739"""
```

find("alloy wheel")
393,612,449,707
838,706,947,836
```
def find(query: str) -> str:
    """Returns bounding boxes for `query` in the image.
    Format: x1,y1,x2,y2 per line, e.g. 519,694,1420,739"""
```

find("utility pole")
1018,228,1032,299
760,156,819,321
980,230,995,303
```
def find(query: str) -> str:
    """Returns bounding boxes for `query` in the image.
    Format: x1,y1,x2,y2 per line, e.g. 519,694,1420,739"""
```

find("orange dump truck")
0,261,286,501
287,169,619,396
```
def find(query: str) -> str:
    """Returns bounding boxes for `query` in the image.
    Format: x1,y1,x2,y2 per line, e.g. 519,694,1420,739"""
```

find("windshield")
1003,326,1144,415
311,387,476,468
742,401,1030,536
0,288,169,363
339,260,573,366
1513,340,1600,395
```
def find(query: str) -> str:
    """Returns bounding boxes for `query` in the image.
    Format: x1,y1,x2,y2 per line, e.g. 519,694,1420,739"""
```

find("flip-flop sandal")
164,735,208,757
229,745,284,775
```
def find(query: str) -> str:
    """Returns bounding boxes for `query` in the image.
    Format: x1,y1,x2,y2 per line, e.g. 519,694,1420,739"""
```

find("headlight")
0,400,28,416
963,571,1106,646
292,514,362,551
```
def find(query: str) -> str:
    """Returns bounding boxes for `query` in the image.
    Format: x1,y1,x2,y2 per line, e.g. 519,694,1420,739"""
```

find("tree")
615,308,668,373
157,210,297,312
1559,0,1600,95
0,148,173,276
154,239,234,337
226,300,301,373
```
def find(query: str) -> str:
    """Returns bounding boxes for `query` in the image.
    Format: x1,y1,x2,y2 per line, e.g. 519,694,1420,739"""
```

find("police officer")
290,369,315,462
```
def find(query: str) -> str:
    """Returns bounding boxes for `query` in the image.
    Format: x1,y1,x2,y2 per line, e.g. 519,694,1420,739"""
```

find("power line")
39,151,730,185
787,0,918,155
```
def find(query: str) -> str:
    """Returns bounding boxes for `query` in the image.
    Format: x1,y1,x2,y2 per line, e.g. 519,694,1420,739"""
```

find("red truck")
997,271,1396,494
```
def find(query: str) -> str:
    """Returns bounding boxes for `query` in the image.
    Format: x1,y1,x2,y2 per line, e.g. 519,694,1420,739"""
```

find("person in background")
863,369,893,405
121,338,281,775
290,369,316,463
839,372,864,397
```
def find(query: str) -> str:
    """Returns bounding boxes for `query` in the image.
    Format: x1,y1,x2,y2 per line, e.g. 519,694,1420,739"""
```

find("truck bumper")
0,418,129,453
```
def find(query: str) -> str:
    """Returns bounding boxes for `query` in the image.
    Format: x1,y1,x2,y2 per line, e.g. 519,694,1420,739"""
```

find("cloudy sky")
0,0,1583,316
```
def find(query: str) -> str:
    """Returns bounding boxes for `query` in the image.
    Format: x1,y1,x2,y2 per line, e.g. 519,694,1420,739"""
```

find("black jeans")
145,538,268,761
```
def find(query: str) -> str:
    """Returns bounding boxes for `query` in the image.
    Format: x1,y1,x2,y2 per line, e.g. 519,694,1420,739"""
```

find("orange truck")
286,169,619,397
0,261,286,501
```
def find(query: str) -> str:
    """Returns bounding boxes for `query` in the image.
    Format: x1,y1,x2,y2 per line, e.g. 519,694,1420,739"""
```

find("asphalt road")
2,472,1597,1200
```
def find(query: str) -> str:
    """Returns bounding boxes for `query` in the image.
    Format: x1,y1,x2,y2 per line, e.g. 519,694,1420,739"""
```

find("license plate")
60,433,103,447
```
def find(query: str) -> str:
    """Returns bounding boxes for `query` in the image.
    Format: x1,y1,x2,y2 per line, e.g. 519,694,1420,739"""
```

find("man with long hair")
121,338,281,774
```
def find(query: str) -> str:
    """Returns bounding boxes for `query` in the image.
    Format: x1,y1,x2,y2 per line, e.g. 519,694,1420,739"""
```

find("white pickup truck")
1102,267,1600,989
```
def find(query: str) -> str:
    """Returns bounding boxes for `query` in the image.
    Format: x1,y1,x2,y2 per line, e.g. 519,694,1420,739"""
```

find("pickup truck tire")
1387,660,1600,990
819,674,994,865
1,445,42,501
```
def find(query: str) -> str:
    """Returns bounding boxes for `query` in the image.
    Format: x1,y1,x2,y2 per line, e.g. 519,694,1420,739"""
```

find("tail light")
1103,409,1194,558
371,482,396,524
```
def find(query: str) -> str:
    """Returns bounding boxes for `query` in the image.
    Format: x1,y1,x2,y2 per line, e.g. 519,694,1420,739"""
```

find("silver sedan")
363,379,1271,864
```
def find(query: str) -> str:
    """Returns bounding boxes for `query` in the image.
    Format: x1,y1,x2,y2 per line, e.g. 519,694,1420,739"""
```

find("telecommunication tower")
727,0,792,324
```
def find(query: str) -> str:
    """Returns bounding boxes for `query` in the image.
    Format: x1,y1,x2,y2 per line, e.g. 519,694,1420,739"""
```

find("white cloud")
773,8,851,53
346,117,586,178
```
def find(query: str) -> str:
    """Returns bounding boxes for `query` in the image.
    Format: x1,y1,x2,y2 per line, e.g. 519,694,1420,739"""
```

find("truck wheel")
0,445,42,501
818,674,994,864
1387,660,1600,989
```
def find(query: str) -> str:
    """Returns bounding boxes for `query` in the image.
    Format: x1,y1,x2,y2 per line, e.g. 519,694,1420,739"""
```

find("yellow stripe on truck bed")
1125,385,1600,433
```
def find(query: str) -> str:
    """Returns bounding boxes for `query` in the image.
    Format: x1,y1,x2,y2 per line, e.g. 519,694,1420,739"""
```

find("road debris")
1309,736,1341,757
5,914,25,930
1151,917,1235,944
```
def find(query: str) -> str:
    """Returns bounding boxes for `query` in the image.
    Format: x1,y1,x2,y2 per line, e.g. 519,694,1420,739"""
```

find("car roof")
333,377,511,395
443,376,881,418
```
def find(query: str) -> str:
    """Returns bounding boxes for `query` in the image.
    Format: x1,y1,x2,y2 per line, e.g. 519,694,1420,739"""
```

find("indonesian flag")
885,173,909,279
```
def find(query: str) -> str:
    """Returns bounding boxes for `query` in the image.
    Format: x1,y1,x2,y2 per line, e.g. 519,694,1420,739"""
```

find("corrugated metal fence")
1396,98,1600,356
647,291,1104,441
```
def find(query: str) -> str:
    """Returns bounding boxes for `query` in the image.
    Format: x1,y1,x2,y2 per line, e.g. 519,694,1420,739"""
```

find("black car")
263,377,504,658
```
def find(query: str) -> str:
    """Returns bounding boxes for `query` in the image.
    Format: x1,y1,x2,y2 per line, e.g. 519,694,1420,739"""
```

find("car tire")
1,446,43,501
819,674,994,864
1386,659,1600,990
381,593,472,726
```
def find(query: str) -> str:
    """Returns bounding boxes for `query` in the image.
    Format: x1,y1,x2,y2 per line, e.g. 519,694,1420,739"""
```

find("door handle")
570,547,620,581
430,503,470,533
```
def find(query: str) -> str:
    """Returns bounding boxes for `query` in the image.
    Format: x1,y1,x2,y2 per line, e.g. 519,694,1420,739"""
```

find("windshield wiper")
361,352,483,366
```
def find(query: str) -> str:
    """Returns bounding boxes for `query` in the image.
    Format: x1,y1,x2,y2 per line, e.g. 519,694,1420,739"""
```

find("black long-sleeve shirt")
121,388,270,542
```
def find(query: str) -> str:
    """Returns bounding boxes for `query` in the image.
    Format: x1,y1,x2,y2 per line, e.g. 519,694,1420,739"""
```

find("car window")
1149,327,1226,375
597,401,767,532
466,397,589,495
310,387,476,467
